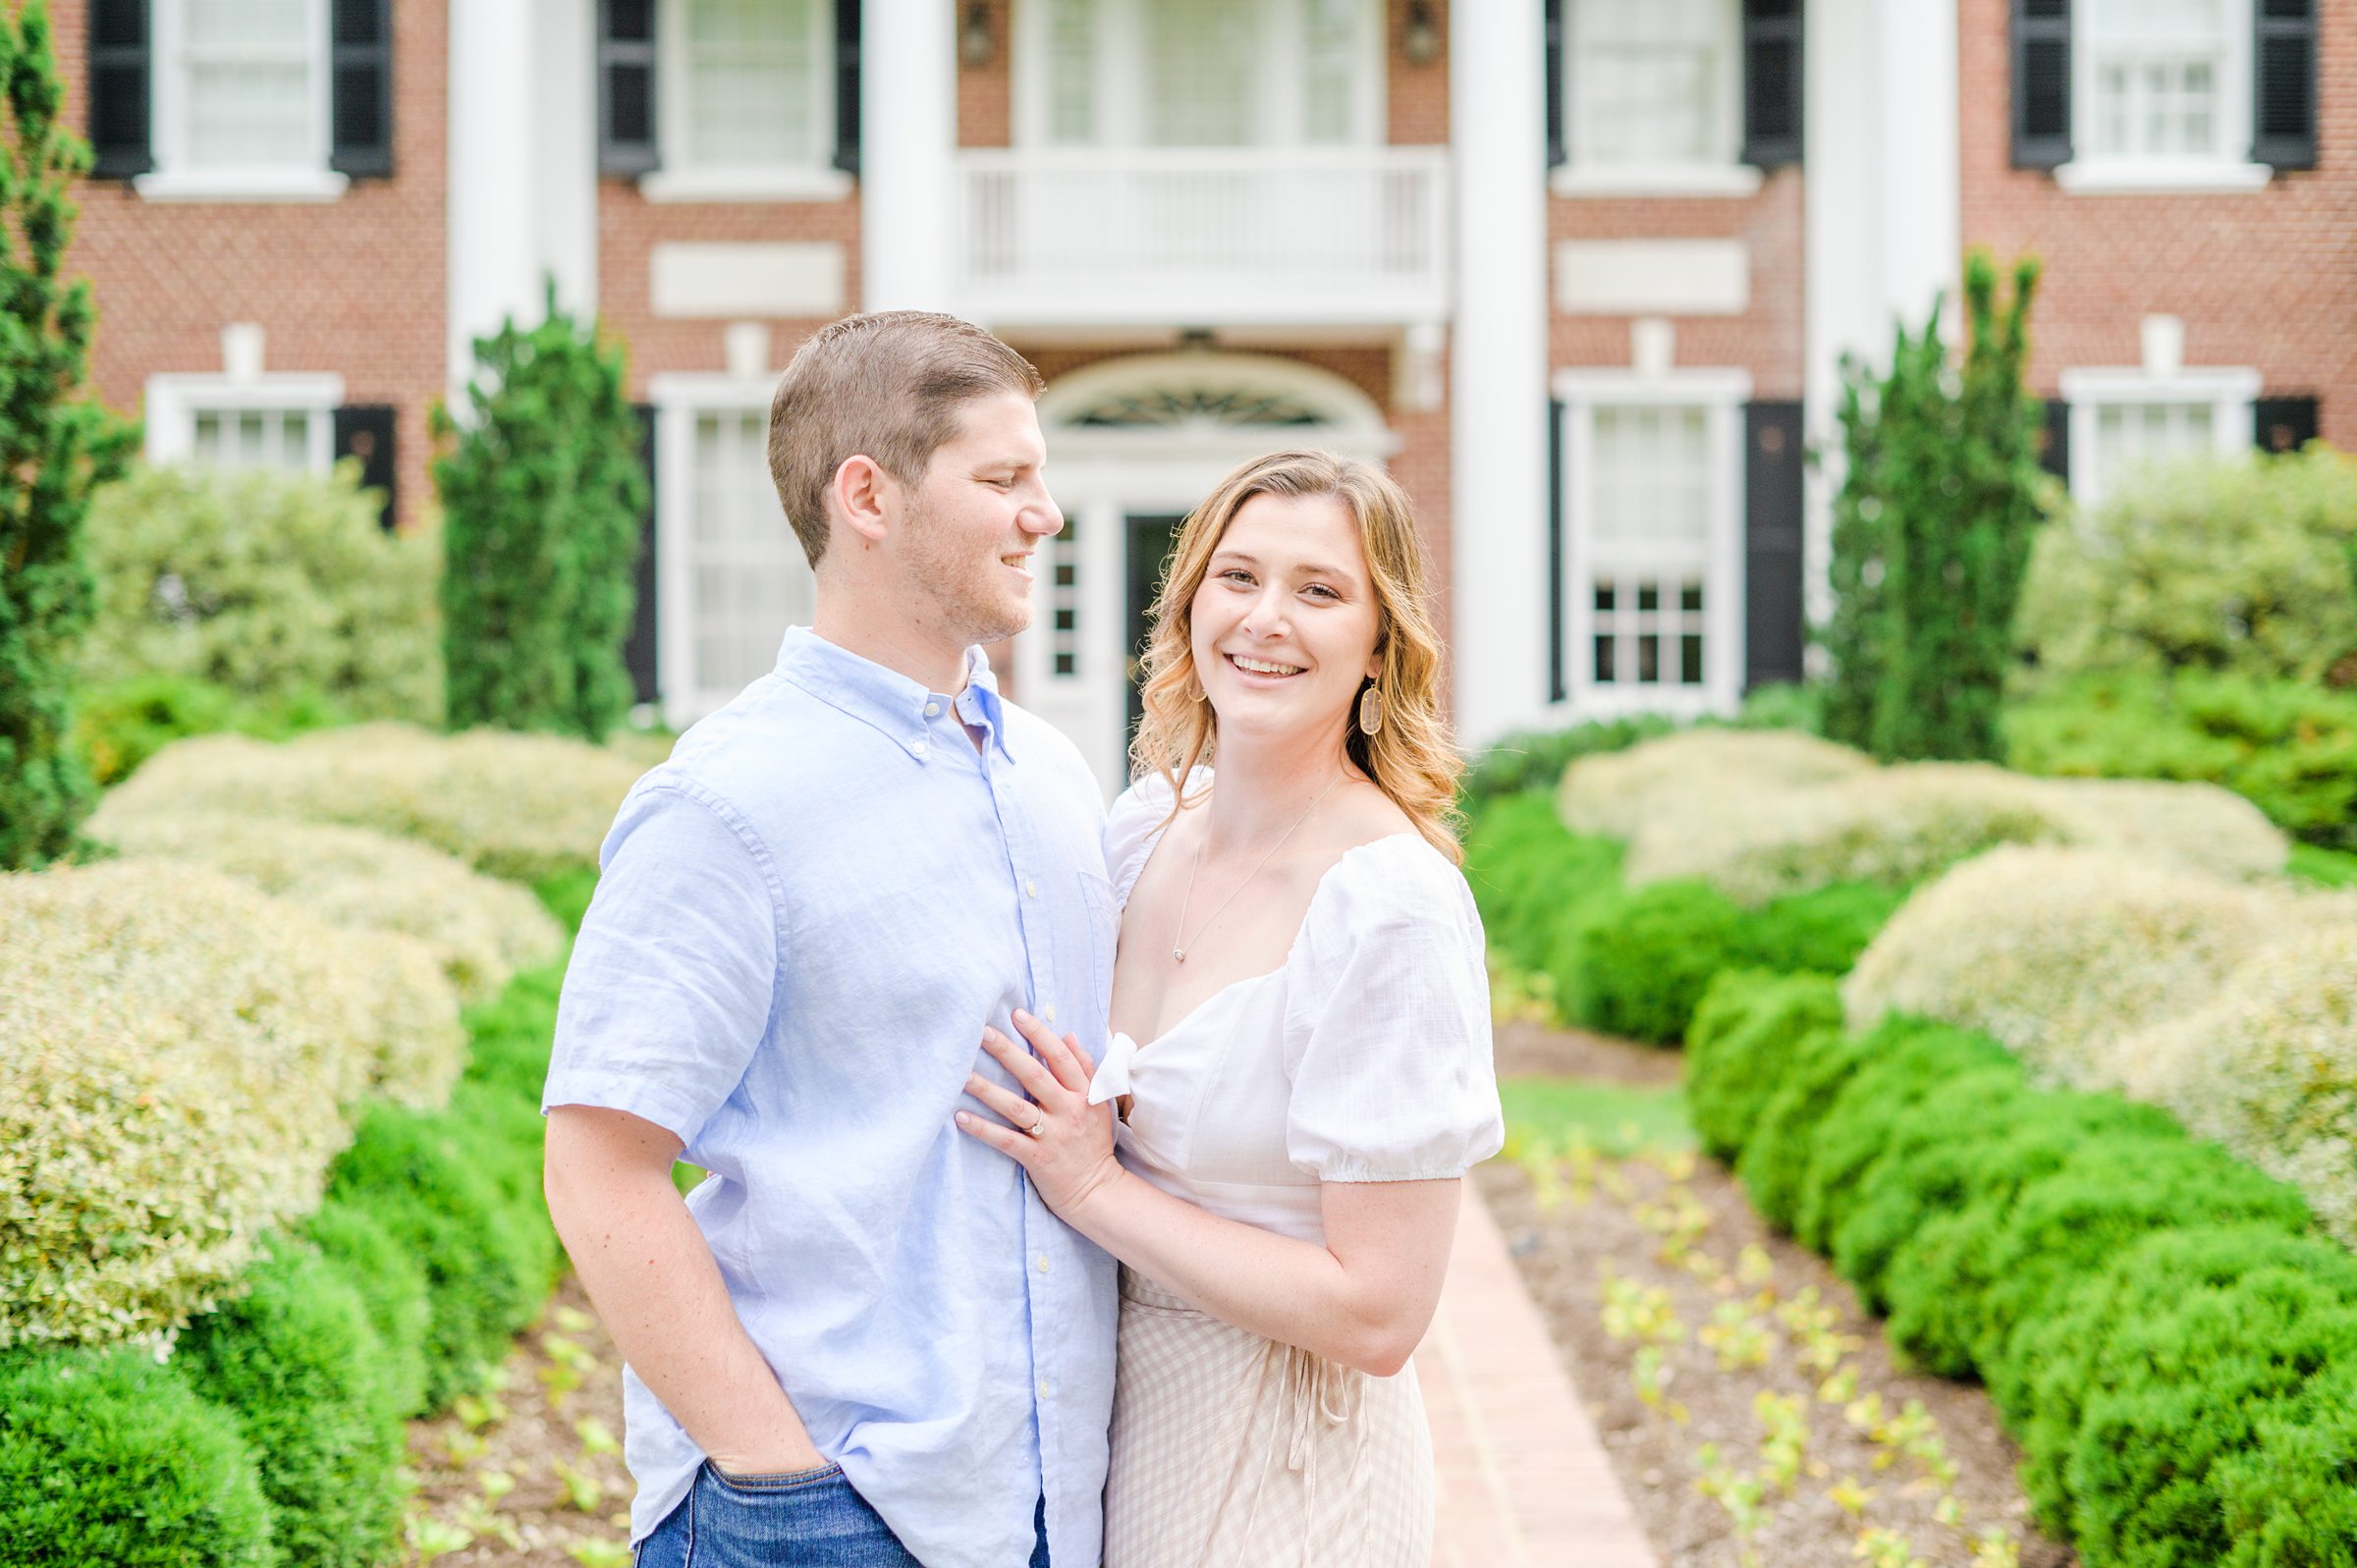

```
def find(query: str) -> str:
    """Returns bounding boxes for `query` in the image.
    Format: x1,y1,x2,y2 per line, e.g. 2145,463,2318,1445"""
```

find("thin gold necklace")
1171,774,1343,963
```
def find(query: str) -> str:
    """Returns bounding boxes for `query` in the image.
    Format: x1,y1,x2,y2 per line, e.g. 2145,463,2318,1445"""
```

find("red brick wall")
1387,0,1449,145
1957,0,2357,441
1547,170,1808,398
596,187,861,397
56,0,448,529
959,0,1012,146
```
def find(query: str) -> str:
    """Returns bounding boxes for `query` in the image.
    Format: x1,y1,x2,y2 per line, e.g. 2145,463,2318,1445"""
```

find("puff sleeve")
1281,838,1505,1182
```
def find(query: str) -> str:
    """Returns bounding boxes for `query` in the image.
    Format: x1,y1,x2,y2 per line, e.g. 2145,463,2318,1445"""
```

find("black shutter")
1547,398,1566,703
88,0,152,180
329,0,393,179
623,405,662,707
831,0,862,177
1740,0,1803,170
2255,395,2319,455
1544,0,1566,169
333,406,399,533
2011,0,2072,170
2038,398,2070,483
1743,402,1806,690
2254,0,2319,171
599,0,659,177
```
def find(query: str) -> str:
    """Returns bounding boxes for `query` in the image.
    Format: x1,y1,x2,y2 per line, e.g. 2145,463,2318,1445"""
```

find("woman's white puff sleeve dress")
1090,772,1504,1568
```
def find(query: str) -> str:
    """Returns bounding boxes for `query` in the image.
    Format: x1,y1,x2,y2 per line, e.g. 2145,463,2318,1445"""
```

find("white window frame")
2056,364,2259,508
1552,366,1749,720
1553,0,1761,199
143,371,343,472
639,0,850,202
136,0,347,202
2055,0,2271,193
1013,0,1386,148
648,373,820,728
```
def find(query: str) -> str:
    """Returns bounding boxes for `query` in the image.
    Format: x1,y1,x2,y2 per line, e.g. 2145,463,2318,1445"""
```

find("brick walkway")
1416,1184,1659,1568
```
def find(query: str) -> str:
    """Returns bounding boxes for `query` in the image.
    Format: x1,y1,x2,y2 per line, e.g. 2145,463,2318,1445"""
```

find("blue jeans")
635,1462,1050,1568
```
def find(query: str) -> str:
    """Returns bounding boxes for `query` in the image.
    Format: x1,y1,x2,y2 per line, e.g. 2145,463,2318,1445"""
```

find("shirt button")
923,702,941,718
1025,879,1039,898
908,739,927,757
1036,1253,1051,1273
1038,1380,1052,1399
1043,1004,1057,1025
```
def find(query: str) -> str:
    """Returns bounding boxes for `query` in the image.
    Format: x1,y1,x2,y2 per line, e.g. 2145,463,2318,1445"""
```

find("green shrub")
78,463,441,724
303,1200,431,1419
1462,792,1625,977
106,723,648,882
2016,442,2357,690
1562,879,1748,1045
2008,669,2357,851
0,1345,270,1566
69,673,349,786
2289,842,2357,889
177,1243,405,1568
328,1104,553,1408
1807,1018,2012,1262
1732,1027,1884,1233
2213,1363,2357,1567
1560,728,1875,843
437,291,646,740
2012,1227,2357,1561
1823,251,2046,763
1679,971,1845,1162
0,1,141,874
0,861,461,1348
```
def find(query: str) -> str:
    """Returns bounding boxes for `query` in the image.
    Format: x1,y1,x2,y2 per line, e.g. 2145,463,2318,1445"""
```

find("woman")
956,449,1504,1567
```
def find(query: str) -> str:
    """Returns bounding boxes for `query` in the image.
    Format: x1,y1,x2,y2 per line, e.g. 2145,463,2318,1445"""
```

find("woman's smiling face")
1188,490,1383,746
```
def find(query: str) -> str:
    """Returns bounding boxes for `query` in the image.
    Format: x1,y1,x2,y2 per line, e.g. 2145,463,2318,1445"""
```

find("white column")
1802,0,1960,632
860,0,957,312
448,1,542,399
1449,0,1552,747
532,0,600,322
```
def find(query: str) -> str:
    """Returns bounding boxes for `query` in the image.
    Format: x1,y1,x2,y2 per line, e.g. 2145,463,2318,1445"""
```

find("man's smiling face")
895,390,1064,649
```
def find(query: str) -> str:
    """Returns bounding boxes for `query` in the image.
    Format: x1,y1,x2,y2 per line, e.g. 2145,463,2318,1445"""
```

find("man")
543,311,1118,1568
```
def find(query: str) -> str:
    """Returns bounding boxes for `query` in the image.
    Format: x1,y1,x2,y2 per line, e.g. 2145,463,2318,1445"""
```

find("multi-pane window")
175,0,322,171
1046,515,1081,677
1032,0,1379,147
1587,406,1712,691
687,409,816,702
2083,401,2219,505
668,0,831,172
2084,0,2232,159
191,406,324,472
1569,0,1738,167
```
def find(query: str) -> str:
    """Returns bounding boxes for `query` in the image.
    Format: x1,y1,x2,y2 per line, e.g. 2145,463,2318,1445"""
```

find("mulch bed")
1477,1031,2075,1568
402,1273,635,1567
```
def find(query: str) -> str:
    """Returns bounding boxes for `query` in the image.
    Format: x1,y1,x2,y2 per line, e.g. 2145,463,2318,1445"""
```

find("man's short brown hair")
767,311,1044,568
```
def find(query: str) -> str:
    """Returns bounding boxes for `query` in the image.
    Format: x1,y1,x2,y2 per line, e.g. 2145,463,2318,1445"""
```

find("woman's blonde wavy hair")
1128,449,1464,863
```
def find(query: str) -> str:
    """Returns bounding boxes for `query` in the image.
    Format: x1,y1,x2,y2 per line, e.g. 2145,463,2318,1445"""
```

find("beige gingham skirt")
1101,1266,1435,1568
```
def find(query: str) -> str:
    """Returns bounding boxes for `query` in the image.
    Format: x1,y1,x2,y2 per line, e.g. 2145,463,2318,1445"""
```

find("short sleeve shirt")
542,628,1120,1568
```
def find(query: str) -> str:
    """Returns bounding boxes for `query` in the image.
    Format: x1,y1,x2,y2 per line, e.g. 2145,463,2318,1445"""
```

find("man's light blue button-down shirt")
543,627,1121,1568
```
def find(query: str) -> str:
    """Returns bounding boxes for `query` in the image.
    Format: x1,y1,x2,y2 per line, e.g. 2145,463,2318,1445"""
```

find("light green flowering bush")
2124,925,2357,1247
1839,847,2305,1084
1577,731,2288,905
1557,727,1875,841
0,862,462,1347
77,462,442,722
106,722,648,882
86,805,563,1004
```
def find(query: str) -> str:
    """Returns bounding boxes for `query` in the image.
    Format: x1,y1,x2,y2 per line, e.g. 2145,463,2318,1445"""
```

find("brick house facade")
53,0,2341,784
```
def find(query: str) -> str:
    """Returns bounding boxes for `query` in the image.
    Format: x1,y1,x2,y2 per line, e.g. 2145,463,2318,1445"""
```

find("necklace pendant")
1172,948,1186,963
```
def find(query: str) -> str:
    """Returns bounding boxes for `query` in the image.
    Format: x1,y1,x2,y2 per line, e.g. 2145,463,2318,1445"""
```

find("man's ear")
831,454,896,549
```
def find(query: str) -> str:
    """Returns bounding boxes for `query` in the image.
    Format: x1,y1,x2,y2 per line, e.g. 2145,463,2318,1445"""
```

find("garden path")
1421,1181,1662,1568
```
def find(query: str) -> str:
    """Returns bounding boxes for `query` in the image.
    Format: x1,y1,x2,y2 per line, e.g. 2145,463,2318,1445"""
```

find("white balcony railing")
953,147,1452,329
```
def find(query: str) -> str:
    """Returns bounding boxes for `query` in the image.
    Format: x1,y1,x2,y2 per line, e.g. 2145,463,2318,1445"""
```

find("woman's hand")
956,1009,1124,1220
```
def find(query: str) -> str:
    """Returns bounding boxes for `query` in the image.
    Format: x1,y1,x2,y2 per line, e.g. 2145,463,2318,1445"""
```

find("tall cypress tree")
434,285,645,740
0,0,138,869
1824,251,2044,762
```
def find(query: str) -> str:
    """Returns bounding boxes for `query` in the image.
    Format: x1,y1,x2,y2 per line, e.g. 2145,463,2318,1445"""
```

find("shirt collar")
774,627,1017,763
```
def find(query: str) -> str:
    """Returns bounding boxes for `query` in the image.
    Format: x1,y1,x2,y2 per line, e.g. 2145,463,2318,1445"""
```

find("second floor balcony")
951,146,1452,333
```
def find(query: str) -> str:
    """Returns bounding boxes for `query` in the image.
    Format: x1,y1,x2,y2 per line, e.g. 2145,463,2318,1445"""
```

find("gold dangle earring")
1357,681,1385,735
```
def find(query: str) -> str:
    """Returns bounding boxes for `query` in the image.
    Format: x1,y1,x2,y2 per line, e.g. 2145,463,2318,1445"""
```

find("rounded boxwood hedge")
0,1345,271,1566
303,1198,433,1420
177,1243,406,1568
